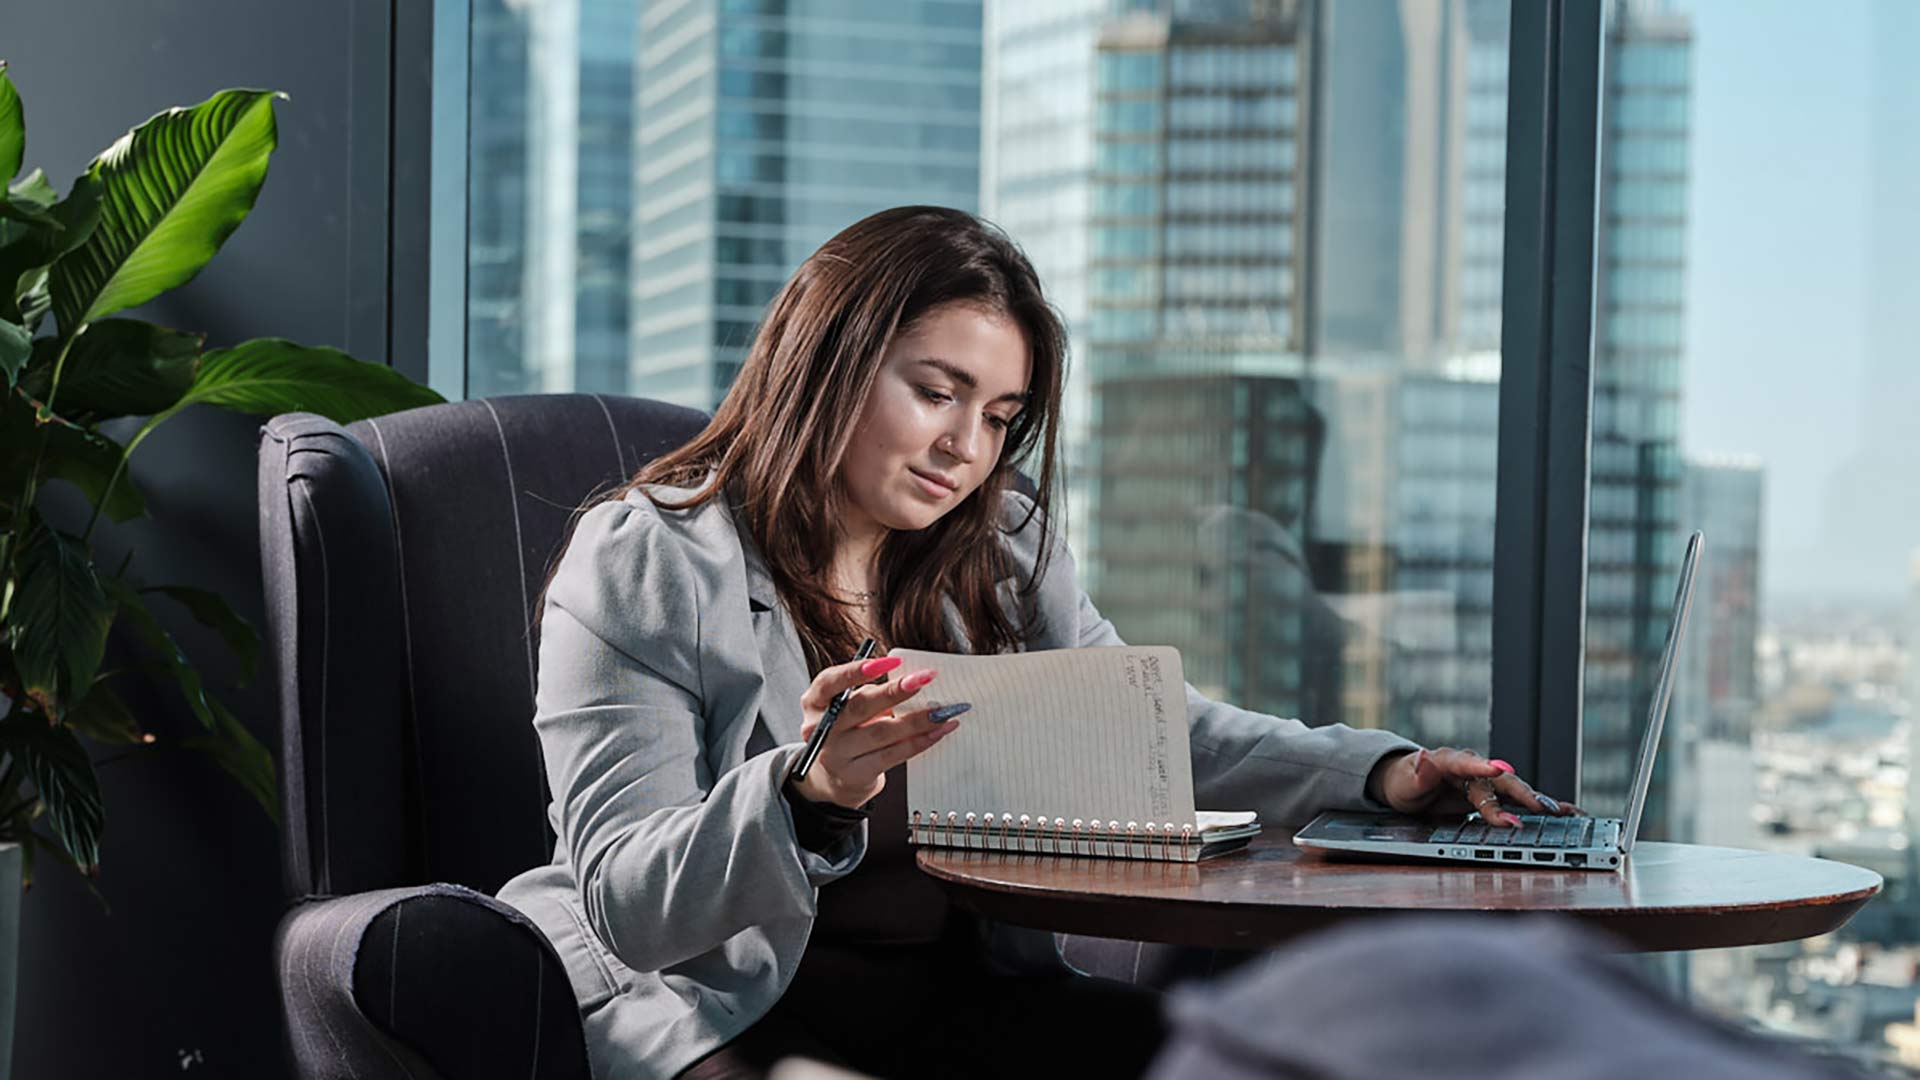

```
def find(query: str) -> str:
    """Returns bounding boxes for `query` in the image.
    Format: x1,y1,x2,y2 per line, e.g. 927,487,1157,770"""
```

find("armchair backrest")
258,394,709,898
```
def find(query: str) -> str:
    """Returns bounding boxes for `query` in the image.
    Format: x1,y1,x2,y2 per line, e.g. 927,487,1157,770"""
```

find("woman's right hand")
790,654,965,809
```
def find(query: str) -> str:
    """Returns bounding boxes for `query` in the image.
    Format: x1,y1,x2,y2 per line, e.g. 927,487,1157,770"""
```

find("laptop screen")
1618,531,1705,852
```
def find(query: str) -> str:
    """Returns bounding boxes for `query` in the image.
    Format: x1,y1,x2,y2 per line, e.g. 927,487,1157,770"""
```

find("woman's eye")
987,414,1011,432
917,386,952,405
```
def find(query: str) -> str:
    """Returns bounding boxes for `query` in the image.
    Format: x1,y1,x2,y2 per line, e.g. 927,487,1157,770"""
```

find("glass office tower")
469,0,985,408
983,0,1105,563
1070,0,1512,745
1084,5,1318,720
631,0,985,409
468,0,537,397
467,0,637,398
1581,3,1695,825
1672,456,1762,847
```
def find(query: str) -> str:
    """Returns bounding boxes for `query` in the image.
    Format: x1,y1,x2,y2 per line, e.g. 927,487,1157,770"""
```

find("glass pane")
1583,1,1920,1068
464,0,983,404
993,0,1510,746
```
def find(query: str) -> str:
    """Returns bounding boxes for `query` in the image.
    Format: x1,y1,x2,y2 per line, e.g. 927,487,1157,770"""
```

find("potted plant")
0,62,444,1074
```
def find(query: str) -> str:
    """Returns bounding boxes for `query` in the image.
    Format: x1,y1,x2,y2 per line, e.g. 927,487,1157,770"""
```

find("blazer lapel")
739,514,810,747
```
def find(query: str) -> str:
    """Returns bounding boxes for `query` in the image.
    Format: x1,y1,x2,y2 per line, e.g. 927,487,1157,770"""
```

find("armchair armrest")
275,884,589,1080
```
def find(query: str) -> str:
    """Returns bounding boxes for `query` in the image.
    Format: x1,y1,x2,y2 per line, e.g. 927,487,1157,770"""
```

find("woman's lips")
910,468,955,498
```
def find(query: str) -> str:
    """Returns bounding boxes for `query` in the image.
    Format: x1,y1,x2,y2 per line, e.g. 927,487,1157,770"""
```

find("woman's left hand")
1366,747,1582,828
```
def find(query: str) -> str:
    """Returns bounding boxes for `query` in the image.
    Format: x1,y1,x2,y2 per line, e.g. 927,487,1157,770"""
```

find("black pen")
788,637,878,784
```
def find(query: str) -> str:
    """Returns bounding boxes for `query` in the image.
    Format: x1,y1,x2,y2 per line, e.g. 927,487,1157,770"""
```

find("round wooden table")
916,832,1884,952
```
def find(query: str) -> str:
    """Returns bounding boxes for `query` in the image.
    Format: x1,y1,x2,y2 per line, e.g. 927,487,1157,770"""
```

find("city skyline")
453,3,1917,1067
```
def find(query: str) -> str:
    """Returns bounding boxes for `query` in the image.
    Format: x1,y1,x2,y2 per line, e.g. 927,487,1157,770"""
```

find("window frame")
1490,0,1607,801
410,0,1611,798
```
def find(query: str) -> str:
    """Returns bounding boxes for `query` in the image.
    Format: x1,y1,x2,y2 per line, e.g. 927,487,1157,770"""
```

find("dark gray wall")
9,1,409,1075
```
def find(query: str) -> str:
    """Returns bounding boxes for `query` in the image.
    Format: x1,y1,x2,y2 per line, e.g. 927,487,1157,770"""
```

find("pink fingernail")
903,670,936,691
1503,813,1523,828
862,656,902,678
1488,758,1515,774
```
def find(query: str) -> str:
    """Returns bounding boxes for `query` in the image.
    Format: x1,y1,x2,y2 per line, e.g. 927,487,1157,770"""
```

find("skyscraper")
630,0,986,410
469,0,986,408
467,0,536,398
1672,455,1762,847
1084,4,1322,718
467,0,638,399
983,0,1105,564
1582,1,1695,822
1069,0,1509,743
998,0,1694,763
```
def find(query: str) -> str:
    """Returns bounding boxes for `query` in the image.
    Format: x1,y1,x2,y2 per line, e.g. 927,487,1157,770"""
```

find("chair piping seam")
368,417,431,878
480,399,545,858
293,478,332,896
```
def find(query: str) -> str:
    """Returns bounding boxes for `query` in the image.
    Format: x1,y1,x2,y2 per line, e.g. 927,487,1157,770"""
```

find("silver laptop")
1294,530,1703,872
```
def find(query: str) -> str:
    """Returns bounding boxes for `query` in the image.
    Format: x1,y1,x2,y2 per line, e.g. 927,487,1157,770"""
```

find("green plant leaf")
0,65,21,184
49,89,283,334
0,318,27,389
0,179,101,326
12,266,48,331
8,169,54,210
100,575,215,731
182,694,276,824
0,390,147,523
143,584,258,685
6,520,113,715
146,338,443,424
66,685,149,746
0,717,104,874
17,318,201,418
0,169,60,228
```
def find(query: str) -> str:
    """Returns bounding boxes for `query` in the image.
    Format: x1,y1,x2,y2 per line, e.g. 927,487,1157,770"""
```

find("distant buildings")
1039,0,1693,762
630,0,985,408
1669,455,1763,847
1905,549,1920,840
470,0,986,408
1581,1,1695,822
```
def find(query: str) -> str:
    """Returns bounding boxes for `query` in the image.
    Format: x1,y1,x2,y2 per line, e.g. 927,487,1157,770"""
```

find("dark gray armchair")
257,391,1184,1079
259,393,709,1079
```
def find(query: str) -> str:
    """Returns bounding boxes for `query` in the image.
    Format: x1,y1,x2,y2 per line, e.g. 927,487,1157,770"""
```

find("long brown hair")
601,206,1065,673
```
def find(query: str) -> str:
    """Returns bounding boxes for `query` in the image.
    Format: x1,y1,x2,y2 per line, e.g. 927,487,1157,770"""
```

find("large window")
1586,2,1920,1073
463,0,983,405
1067,0,1512,750
440,0,1920,1065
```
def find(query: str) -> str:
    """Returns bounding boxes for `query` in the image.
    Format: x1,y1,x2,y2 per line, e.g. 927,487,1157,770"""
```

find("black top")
784,763,951,944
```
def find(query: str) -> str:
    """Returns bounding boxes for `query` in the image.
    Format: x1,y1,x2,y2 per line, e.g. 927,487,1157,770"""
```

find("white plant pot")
0,840,16,1080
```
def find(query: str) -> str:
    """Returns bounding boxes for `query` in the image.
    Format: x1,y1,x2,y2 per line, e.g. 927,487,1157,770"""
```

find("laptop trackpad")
1297,815,1436,843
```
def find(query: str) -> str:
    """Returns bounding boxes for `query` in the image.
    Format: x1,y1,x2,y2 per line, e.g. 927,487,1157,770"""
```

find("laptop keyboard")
1426,816,1595,848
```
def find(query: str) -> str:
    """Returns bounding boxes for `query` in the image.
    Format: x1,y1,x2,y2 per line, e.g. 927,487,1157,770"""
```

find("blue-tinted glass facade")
635,0,984,409
471,0,983,409
1581,9,1695,824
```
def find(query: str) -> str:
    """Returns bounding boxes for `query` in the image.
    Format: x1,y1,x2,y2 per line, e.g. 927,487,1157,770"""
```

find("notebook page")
894,646,1199,828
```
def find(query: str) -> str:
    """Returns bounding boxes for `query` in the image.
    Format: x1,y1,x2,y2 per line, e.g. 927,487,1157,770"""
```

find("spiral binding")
910,808,1196,860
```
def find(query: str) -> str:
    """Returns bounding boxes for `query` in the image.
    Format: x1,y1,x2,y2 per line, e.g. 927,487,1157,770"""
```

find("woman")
497,206,1576,1080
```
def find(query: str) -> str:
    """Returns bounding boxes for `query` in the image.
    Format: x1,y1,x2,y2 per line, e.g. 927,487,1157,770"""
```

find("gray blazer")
497,480,1418,1080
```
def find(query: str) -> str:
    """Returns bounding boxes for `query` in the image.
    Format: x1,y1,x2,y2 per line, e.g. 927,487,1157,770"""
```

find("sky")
1677,0,1913,604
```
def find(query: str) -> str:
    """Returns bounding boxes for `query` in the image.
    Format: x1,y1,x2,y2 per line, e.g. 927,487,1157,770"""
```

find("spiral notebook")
894,646,1260,863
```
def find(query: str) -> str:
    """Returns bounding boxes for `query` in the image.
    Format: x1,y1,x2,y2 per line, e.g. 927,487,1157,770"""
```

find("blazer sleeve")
1009,495,1419,827
534,498,864,974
